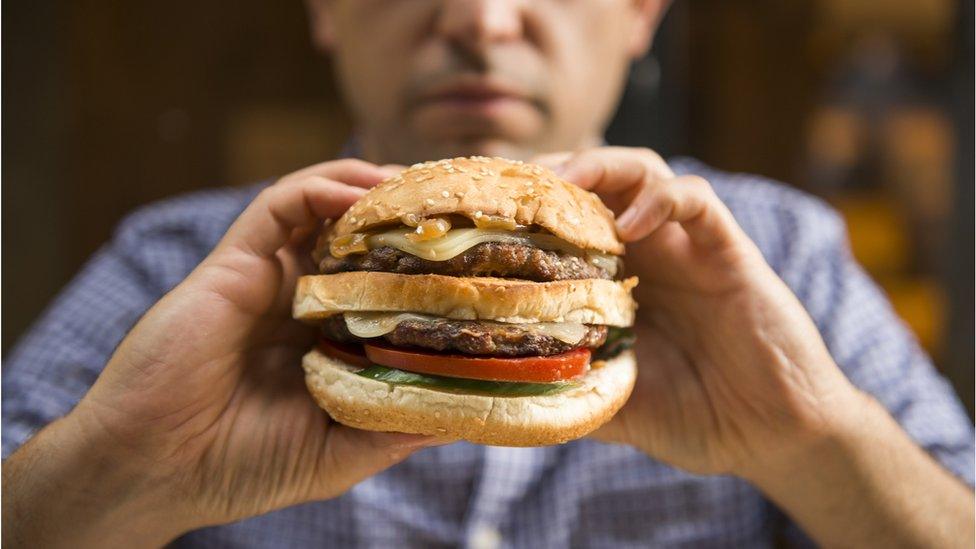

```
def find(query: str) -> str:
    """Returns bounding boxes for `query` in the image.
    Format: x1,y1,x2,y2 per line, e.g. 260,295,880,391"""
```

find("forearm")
748,391,974,548
2,412,190,548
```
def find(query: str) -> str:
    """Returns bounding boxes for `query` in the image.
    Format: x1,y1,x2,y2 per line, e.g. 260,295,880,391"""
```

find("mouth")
414,78,536,115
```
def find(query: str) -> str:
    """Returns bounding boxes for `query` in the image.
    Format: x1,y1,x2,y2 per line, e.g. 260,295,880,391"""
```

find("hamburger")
293,156,638,446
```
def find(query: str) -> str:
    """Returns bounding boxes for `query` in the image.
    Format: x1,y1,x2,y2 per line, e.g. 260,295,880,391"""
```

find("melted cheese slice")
344,311,589,344
365,227,618,275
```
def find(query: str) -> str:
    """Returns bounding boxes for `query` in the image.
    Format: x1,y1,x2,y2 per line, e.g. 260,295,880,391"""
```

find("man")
3,1,973,547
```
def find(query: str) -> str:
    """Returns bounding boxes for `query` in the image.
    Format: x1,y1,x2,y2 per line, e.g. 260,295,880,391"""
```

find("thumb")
313,426,450,498
586,419,630,446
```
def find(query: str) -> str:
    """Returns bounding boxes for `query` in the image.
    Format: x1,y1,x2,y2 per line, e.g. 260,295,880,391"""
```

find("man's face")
310,0,664,164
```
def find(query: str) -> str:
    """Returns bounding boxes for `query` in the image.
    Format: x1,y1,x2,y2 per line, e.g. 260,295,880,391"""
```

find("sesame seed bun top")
325,156,624,255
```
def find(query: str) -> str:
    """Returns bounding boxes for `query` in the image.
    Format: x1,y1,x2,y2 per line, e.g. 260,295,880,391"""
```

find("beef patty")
318,242,614,281
321,315,608,357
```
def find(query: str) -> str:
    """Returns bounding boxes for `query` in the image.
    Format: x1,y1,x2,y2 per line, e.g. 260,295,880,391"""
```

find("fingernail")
552,160,571,179
304,175,330,185
616,208,637,233
427,436,456,447
379,165,403,177
389,434,439,450
403,435,457,450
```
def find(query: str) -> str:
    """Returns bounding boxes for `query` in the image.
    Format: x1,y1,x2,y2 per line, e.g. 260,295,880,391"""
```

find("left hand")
533,147,861,477
1,160,439,548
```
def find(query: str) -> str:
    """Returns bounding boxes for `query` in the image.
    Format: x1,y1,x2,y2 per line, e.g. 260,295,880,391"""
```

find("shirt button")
469,523,502,549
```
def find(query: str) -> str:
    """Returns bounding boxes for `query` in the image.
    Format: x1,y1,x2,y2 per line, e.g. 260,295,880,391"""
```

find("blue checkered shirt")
4,157,973,548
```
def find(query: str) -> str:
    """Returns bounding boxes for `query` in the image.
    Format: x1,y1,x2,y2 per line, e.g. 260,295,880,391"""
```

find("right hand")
3,159,442,548
533,147,859,476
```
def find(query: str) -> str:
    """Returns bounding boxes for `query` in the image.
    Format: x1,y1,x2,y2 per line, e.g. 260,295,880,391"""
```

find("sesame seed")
474,211,483,218
441,190,450,198
472,174,483,181
425,198,435,206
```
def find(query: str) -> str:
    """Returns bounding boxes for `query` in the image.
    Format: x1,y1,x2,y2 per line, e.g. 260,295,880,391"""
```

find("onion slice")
344,312,434,339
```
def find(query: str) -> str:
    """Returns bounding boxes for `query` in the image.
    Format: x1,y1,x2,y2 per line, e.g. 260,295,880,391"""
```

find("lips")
414,78,533,112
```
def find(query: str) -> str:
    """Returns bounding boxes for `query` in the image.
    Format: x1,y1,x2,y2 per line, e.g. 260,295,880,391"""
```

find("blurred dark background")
3,1,972,413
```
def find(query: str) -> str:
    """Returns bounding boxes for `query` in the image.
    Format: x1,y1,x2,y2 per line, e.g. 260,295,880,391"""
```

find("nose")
437,0,525,52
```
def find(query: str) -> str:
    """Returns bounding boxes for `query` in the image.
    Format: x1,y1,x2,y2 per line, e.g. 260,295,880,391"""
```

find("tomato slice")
363,344,590,383
318,338,373,369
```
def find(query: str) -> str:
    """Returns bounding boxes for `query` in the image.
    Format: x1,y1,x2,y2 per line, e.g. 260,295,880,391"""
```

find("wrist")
736,385,874,488
735,388,974,548
4,408,196,547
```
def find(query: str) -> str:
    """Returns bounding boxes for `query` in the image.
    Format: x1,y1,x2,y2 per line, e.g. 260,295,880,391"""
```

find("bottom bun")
302,348,637,447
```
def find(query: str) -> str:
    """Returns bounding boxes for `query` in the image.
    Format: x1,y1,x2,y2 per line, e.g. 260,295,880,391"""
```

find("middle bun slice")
294,272,638,326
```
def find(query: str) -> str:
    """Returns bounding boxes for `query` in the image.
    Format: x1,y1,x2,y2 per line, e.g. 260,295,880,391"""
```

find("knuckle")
567,147,597,163
256,185,282,203
531,151,571,167
261,182,301,207
330,157,369,170
611,145,665,165
680,175,714,193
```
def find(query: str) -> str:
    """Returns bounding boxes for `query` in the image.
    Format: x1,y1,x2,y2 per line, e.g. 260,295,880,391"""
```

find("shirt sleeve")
1,201,220,458
769,199,974,548
782,204,975,486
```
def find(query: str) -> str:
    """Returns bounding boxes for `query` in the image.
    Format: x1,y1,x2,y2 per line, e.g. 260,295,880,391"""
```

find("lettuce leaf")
355,365,578,397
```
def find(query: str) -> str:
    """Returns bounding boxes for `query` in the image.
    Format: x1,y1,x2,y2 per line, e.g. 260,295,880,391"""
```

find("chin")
396,136,541,165
443,139,538,161
407,109,544,158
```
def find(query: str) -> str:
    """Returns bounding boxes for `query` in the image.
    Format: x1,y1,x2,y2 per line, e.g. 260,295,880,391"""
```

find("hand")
534,147,859,476
3,159,441,547
535,147,975,548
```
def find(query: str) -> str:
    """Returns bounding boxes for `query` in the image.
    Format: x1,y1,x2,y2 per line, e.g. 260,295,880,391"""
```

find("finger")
586,422,629,446
268,243,317,313
279,158,398,189
530,151,574,172
315,426,452,497
217,178,367,259
617,175,740,249
551,147,675,193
